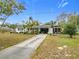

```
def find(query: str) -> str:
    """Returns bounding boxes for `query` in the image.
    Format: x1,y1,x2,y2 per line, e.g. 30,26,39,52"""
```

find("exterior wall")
48,28,53,34
15,28,20,33
48,27,61,34
32,25,61,34
15,28,28,33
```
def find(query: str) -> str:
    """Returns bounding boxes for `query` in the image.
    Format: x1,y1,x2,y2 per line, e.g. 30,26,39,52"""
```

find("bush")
0,29,9,33
63,24,77,38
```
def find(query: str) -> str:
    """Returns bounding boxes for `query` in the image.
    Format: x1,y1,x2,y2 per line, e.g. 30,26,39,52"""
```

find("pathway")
0,34,47,59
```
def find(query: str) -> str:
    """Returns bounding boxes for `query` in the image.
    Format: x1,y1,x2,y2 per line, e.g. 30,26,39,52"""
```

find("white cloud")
58,0,64,8
58,0,68,8
62,2,68,8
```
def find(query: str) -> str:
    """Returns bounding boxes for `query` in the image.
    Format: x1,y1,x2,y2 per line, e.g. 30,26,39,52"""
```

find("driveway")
0,34,47,59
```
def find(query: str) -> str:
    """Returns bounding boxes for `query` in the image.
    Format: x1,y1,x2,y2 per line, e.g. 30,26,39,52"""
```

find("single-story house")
32,25,61,34
15,25,28,33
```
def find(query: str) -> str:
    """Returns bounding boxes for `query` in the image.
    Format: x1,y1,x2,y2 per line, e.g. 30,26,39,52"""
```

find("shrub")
63,24,77,38
0,28,9,33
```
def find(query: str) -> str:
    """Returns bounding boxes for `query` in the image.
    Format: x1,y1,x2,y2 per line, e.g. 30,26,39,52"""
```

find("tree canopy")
0,0,25,26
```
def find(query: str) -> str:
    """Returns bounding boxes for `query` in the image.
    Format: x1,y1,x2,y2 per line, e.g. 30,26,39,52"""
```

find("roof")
32,25,51,28
32,25,60,28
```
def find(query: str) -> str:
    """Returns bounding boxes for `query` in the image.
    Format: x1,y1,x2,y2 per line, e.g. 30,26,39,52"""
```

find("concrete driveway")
0,34,47,59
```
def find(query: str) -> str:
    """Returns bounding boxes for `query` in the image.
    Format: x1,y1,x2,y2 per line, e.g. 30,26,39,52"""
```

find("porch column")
48,28,53,34
38,28,40,34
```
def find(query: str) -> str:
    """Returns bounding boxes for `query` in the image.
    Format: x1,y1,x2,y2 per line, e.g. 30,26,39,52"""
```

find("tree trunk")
1,16,9,27
70,35,73,38
1,19,6,27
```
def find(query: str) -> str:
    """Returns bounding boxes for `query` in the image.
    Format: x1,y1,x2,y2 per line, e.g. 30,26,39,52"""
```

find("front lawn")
0,32,34,51
32,34,79,59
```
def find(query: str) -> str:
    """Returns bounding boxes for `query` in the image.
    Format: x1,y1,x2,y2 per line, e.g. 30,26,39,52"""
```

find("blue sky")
6,0,79,24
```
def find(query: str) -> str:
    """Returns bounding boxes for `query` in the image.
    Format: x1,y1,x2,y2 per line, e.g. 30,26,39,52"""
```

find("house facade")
15,25,28,33
32,25,61,34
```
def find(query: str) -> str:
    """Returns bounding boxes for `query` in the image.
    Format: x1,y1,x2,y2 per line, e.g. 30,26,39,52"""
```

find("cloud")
62,2,68,8
58,0,68,8
58,0,65,8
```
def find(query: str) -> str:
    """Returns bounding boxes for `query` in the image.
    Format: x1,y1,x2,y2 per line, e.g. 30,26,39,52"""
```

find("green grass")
0,32,34,51
32,34,79,59
57,38,79,46
57,35,79,46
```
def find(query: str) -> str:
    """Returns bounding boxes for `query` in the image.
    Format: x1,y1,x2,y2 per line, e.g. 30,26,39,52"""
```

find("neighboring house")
0,22,2,25
15,25,28,33
0,23,28,33
32,25,61,34
0,26,12,32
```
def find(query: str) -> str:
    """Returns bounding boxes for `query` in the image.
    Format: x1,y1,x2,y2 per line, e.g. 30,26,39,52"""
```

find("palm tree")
25,17,40,34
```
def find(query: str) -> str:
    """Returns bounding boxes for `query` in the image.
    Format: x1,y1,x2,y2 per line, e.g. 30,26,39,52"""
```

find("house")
32,25,61,34
15,25,28,33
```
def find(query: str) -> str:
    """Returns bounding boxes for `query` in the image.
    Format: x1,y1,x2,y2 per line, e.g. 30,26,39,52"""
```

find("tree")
68,14,79,30
26,17,33,32
9,24,17,29
0,0,25,26
57,12,72,28
76,15,79,28
45,20,56,27
64,23,76,38
63,13,79,38
24,17,40,34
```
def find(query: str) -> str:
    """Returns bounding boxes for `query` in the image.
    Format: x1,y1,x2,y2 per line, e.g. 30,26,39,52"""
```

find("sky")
6,0,79,24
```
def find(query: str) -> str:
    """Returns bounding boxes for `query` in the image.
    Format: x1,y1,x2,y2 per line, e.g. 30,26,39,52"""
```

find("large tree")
68,14,79,29
0,0,25,26
9,24,17,29
64,23,76,38
63,14,78,38
57,12,72,28
77,15,79,28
